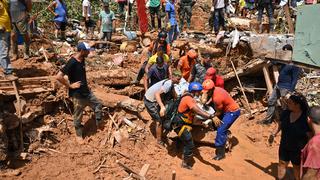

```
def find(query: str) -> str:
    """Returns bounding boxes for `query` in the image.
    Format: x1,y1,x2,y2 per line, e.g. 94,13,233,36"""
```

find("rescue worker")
188,54,212,83
204,67,224,89
172,82,221,169
144,70,182,146
132,31,170,84
144,56,170,90
177,49,198,81
178,0,195,31
201,79,240,160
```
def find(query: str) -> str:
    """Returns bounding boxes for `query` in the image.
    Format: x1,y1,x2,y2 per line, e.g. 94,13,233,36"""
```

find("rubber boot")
75,125,84,138
259,23,263,34
186,21,191,31
269,23,274,34
23,43,30,60
213,146,225,161
181,154,193,170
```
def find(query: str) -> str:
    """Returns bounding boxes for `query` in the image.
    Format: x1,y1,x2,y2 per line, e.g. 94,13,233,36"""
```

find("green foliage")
32,0,119,27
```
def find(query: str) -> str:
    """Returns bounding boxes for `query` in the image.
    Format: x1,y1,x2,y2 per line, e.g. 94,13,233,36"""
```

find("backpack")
163,93,192,131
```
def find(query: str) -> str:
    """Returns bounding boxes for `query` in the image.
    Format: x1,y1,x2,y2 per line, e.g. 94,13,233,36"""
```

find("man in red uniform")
204,67,224,89
202,79,240,160
300,106,320,179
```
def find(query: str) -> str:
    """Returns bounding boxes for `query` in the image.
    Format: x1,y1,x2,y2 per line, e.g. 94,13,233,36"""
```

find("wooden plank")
139,164,150,177
262,65,273,95
284,4,294,34
116,160,142,178
272,65,279,84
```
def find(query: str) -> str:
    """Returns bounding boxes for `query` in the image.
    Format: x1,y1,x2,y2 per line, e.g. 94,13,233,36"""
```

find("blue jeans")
215,109,240,147
257,3,273,22
168,25,178,45
264,85,290,122
213,8,225,33
0,32,12,75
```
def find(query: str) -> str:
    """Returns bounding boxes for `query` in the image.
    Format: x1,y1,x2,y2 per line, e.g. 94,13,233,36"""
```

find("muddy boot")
12,44,18,60
213,146,225,161
181,154,193,170
23,44,30,60
259,23,263,34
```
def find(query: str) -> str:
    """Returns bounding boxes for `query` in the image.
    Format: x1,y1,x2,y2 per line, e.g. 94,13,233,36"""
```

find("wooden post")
284,4,294,34
262,65,273,95
272,65,279,84
11,80,24,151
172,170,176,180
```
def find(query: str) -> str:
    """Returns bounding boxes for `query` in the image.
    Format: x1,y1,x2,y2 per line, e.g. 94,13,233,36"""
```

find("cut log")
93,87,151,120
262,65,273,95
87,70,133,86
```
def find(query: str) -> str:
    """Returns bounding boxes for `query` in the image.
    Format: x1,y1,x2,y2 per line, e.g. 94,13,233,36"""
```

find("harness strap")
178,125,192,137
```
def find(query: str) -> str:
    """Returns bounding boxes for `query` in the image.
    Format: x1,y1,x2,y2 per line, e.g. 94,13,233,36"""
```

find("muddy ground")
0,1,304,179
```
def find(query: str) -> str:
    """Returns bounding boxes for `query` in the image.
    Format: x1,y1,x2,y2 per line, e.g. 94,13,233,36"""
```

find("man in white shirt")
82,0,94,38
144,70,182,146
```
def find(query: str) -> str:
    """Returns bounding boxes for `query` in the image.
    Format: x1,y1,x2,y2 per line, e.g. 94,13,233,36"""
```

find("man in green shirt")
149,0,161,30
98,2,116,49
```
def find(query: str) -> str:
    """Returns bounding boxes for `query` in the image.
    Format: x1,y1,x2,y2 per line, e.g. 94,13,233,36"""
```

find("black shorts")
83,18,95,28
144,96,162,122
279,146,301,165
55,21,67,31
149,5,160,15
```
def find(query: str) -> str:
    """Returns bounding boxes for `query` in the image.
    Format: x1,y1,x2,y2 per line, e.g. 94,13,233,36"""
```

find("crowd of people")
1,0,319,178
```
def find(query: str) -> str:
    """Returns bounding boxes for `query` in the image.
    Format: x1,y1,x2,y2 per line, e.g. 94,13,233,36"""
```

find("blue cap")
77,42,94,51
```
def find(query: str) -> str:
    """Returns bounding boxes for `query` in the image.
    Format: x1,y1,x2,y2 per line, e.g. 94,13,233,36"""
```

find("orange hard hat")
202,79,215,92
187,49,198,59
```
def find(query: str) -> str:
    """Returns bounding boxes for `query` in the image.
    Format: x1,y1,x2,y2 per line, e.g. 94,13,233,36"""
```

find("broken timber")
93,87,151,120
224,59,266,81
0,76,55,96
87,70,132,86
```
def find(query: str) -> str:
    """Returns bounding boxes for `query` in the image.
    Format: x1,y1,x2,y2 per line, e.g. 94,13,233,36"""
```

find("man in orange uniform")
172,82,221,169
202,79,240,160
177,49,197,80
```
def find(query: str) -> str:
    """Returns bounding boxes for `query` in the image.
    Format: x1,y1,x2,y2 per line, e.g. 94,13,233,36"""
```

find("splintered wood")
0,76,55,96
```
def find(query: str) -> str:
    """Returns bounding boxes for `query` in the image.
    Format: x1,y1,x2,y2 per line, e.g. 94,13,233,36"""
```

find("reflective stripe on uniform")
178,125,192,137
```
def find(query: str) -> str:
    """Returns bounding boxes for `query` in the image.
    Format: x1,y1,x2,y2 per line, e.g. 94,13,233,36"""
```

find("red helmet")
202,79,215,92
187,49,198,59
204,67,217,80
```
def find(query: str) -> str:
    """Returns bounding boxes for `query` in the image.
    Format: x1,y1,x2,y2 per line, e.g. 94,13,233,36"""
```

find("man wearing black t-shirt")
56,42,102,142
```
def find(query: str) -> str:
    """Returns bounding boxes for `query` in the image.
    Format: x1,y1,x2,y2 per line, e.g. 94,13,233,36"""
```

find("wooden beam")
284,4,294,34
272,65,279,84
262,65,273,95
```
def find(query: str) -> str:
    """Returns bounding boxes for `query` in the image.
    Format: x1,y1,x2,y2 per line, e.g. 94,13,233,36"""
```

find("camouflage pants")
72,92,102,136
179,5,192,29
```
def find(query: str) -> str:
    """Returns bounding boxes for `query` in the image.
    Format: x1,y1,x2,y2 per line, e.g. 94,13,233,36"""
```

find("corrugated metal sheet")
292,4,320,68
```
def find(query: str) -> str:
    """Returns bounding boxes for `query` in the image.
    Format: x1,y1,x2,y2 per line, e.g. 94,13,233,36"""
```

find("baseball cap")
204,67,217,80
77,42,94,51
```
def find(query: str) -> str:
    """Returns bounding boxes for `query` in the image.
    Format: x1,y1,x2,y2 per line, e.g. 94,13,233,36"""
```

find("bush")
32,0,118,27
